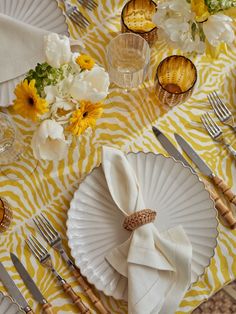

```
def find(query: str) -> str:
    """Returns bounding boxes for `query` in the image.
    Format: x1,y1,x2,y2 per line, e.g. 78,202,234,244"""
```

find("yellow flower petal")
13,80,48,122
76,54,95,71
191,0,210,22
67,100,103,136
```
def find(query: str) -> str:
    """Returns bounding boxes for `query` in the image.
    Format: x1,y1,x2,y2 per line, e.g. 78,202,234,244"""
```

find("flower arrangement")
152,0,236,54
13,34,110,161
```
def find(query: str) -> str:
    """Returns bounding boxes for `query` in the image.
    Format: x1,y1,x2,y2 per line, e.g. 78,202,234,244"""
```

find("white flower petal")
70,66,110,102
45,33,72,68
31,119,68,161
203,14,234,47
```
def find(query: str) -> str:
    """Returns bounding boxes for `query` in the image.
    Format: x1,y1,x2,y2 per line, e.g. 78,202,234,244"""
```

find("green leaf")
205,0,236,13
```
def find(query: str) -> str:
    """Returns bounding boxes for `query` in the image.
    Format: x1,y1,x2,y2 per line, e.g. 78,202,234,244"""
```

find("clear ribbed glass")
0,113,24,166
107,33,150,89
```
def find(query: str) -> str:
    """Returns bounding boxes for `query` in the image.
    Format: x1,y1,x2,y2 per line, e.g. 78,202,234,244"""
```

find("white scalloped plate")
0,291,24,313
67,152,218,300
0,0,69,107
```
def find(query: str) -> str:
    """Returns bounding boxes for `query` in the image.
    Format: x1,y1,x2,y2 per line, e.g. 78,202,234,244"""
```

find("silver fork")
64,1,90,29
208,91,236,131
26,235,90,314
33,214,110,314
201,112,236,159
78,0,97,10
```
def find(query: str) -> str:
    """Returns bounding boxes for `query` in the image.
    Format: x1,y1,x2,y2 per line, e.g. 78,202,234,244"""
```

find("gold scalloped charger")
67,152,218,300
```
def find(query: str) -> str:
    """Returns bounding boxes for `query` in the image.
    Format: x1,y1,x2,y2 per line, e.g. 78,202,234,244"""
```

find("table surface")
1,1,236,313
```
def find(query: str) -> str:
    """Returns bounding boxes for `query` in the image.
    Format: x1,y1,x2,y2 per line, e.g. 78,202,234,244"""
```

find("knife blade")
0,261,34,313
174,133,236,229
174,133,214,178
10,253,53,314
174,133,236,204
152,126,193,171
152,126,236,229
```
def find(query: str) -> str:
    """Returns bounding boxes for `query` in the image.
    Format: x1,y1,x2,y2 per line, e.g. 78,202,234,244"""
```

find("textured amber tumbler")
121,0,157,46
0,197,12,233
155,55,197,107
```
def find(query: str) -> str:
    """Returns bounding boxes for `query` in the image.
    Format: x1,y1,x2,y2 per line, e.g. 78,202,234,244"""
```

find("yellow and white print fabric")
0,0,236,313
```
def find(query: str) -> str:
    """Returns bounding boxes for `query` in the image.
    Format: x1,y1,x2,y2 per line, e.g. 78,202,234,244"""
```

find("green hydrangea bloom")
205,0,236,13
25,63,70,97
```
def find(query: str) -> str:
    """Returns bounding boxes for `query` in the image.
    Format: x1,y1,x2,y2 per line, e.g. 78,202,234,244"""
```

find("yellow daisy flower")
13,80,48,121
67,100,103,136
191,0,210,22
76,54,95,70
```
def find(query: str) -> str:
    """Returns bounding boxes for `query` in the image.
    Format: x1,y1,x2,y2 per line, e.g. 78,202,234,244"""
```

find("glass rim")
121,0,157,34
156,55,198,95
0,112,16,151
106,33,151,72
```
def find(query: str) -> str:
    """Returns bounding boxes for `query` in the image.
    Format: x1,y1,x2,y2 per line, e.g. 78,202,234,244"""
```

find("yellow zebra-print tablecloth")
1,1,236,313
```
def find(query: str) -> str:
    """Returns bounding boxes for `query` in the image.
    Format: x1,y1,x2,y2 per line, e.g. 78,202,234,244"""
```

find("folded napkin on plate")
102,146,192,314
0,13,49,83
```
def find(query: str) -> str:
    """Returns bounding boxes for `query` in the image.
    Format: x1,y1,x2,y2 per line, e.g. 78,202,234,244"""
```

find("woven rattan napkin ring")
123,209,157,231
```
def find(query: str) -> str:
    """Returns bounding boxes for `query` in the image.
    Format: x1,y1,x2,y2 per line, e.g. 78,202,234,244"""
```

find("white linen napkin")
0,13,49,83
102,146,192,314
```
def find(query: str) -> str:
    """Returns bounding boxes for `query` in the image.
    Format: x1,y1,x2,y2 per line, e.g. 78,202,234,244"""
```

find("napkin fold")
102,146,192,314
0,13,49,83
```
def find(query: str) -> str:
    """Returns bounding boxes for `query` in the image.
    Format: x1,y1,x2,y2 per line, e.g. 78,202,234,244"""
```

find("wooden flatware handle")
42,302,54,314
209,189,236,229
62,281,91,313
25,310,35,314
212,175,236,206
73,268,111,314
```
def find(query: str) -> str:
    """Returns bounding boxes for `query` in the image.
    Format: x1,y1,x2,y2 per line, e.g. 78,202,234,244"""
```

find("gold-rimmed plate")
67,152,218,300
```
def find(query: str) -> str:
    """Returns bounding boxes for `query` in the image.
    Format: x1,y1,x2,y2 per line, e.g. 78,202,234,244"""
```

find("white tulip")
70,52,82,73
203,14,234,47
70,66,110,102
44,75,74,104
31,119,69,161
45,33,71,68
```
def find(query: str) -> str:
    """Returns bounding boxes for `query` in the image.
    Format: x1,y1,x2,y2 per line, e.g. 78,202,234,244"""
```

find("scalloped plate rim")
67,151,219,299
0,291,25,313
0,0,69,107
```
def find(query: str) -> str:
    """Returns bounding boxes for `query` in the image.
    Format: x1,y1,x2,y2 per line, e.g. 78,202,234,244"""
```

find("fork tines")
78,0,97,10
201,112,222,139
65,3,90,29
207,91,232,123
26,235,49,261
33,214,58,245
70,9,90,29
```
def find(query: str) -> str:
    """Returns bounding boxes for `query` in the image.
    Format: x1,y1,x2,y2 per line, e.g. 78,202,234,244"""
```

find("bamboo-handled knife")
174,133,236,205
152,126,236,229
0,261,35,313
174,133,236,229
10,253,53,314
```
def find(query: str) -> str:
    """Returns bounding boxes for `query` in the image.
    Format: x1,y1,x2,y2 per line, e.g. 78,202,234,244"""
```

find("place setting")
1,0,236,313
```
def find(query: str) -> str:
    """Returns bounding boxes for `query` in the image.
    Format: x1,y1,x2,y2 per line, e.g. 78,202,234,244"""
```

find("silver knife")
152,126,236,229
174,133,236,203
10,253,53,314
152,126,194,171
174,133,236,228
0,261,34,313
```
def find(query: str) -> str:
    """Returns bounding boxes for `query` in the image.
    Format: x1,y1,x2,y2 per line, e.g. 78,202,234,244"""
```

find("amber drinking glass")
121,0,157,46
0,197,12,233
155,55,197,107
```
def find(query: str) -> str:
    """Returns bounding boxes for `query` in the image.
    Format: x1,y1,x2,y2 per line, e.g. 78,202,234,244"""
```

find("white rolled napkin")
0,13,49,83
102,146,192,314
